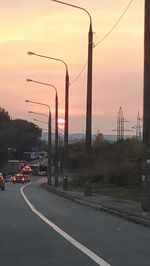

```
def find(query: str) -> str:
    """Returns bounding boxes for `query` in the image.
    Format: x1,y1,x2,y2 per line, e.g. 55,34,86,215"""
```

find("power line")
94,0,134,48
69,61,87,85
70,0,134,85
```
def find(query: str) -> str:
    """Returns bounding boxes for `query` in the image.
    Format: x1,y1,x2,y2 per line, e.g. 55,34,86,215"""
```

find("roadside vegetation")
67,131,144,201
0,107,46,168
0,107,145,201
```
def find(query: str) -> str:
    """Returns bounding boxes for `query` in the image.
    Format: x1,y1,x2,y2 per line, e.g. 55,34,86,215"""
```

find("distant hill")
68,133,134,143
42,132,133,144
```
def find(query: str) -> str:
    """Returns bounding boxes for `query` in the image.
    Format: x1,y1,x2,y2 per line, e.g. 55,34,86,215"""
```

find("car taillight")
22,177,24,181
13,177,16,181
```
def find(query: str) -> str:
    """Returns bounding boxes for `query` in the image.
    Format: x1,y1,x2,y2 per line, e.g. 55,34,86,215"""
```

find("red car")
12,174,26,184
21,165,32,174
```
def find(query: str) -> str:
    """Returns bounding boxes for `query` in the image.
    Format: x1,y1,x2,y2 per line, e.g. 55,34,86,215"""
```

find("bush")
68,139,144,188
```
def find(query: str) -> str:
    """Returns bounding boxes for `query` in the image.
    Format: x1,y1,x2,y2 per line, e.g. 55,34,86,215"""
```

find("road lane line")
35,177,47,184
21,183,111,266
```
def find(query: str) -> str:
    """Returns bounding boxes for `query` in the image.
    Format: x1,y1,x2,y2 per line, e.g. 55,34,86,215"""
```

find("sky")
0,0,144,135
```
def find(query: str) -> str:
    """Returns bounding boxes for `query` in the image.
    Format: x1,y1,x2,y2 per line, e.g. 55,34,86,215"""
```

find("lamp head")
25,100,30,103
26,78,32,82
27,51,35,56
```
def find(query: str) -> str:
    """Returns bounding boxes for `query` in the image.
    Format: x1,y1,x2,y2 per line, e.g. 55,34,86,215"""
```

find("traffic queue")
0,161,47,190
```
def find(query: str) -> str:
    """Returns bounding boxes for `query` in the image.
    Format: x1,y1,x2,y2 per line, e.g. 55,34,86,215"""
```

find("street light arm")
27,51,68,72
28,111,49,118
33,119,48,125
51,0,92,24
25,100,51,113
26,78,57,94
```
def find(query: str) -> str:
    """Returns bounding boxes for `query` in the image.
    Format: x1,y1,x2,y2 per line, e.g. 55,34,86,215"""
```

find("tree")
0,107,10,125
94,130,105,147
0,108,44,166
8,119,42,159
0,108,11,167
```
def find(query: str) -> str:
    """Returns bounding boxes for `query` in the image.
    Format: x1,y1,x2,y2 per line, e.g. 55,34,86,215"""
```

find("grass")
70,181,142,202
69,171,142,202
91,184,142,202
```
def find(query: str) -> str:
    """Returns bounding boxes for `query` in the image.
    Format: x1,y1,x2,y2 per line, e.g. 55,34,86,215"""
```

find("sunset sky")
0,0,144,135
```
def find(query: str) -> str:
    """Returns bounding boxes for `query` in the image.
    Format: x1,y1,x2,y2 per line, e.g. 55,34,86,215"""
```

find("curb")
42,183,150,228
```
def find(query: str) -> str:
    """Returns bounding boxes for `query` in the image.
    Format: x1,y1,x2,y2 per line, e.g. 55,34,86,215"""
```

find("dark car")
5,174,12,182
23,174,30,183
0,172,5,191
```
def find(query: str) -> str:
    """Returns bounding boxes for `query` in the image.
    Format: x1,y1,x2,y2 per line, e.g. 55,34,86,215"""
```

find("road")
1,176,150,266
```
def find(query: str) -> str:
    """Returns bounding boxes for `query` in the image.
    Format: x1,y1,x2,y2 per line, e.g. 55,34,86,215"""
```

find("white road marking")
21,183,111,266
35,177,47,184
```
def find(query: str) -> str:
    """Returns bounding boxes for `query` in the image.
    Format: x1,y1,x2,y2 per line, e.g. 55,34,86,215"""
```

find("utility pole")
86,21,93,151
51,0,93,152
143,0,150,151
141,0,150,211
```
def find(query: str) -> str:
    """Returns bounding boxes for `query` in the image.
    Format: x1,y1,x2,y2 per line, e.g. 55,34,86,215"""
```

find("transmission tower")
113,107,131,141
117,106,124,141
136,111,143,139
132,111,143,139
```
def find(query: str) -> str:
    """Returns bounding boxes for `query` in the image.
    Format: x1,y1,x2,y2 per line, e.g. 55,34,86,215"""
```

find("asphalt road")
1,177,150,266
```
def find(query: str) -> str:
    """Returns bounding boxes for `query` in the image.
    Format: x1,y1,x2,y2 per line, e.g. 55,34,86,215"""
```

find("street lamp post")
26,78,59,187
27,52,69,188
25,99,52,185
51,0,93,151
27,53,69,149
141,0,150,212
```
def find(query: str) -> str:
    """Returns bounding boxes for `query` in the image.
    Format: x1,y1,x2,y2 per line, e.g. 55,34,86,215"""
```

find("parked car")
11,174,26,184
0,172,5,191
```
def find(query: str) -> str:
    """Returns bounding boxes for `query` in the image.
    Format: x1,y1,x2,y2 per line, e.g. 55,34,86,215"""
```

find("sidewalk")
42,179,150,228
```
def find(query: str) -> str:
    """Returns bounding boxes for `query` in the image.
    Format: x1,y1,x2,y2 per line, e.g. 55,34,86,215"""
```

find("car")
0,172,5,191
11,173,26,184
5,174,12,182
23,174,30,183
30,164,39,175
21,165,32,174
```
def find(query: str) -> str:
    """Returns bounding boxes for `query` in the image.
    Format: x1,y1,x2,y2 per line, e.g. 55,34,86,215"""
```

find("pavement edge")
42,183,150,228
